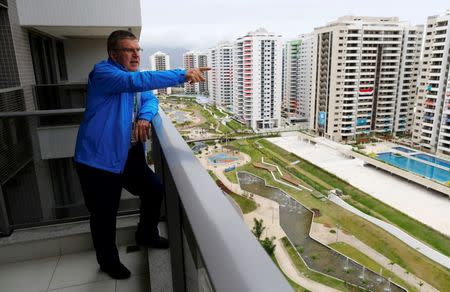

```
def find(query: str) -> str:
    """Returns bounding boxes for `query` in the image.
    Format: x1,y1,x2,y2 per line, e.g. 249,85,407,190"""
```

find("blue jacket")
74,59,186,173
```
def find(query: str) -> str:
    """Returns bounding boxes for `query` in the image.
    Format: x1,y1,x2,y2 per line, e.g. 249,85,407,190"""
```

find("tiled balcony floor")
0,246,149,292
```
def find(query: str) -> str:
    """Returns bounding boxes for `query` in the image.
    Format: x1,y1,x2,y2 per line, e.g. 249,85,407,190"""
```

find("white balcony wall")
64,38,107,82
37,125,79,159
15,0,141,38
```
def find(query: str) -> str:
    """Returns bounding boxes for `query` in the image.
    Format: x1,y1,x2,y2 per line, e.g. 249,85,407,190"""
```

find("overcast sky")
140,0,449,50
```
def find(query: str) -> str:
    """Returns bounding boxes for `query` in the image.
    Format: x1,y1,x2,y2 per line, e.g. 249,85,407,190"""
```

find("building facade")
208,42,233,110
233,28,282,130
412,10,450,157
183,51,209,95
150,51,171,95
312,16,422,141
282,39,302,122
298,34,316,126
282,34,316,124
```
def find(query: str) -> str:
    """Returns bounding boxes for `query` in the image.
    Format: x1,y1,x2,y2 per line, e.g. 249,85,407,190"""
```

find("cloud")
140,0,450,49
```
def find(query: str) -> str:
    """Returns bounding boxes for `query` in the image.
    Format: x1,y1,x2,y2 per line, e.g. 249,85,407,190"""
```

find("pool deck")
268,135,450,237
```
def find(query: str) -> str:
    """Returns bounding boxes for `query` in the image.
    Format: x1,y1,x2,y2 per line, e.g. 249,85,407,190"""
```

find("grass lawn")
224,169,238,184
227,192,257,214
218,123,233,134
225,138,450,291
207,105,226,118
329,242,418,292
207,170,256,214
227,119,249,131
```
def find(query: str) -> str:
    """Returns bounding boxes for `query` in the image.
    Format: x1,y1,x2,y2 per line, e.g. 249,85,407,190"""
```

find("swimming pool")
392,146,416,154
208,153,238,164
377,153,450,183
412,153,450,169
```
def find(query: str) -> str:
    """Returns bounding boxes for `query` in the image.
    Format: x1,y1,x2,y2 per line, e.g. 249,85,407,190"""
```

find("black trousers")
75,143,163,266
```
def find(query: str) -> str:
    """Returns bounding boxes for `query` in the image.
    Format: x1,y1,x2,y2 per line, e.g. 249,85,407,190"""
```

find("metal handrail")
151,110,292,291
0,108,85,118
0,87,22,94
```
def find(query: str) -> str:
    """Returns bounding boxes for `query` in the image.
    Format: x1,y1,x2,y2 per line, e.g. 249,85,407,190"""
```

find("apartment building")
298,34,316,126
150,51,171,95
282,39,301,122
312,16,422,141
283,34,316,124
208,42,233,109
233,28,282,130
412,10,450,157
183,51,209,95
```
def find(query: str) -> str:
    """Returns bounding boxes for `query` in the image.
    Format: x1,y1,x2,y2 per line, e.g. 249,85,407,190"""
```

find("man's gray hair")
107,30,137,56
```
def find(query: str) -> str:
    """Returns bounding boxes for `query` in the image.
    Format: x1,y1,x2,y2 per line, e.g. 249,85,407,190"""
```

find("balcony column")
28,117,55,220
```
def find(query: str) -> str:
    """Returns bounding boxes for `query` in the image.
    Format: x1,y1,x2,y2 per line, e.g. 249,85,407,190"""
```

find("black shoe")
136,233,169,249
100,262,131,279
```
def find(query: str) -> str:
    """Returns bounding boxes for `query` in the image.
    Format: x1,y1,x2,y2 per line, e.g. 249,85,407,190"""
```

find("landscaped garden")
220,138,450,291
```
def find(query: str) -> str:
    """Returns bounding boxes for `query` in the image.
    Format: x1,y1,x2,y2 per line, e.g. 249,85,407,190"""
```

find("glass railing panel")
33,83,86,126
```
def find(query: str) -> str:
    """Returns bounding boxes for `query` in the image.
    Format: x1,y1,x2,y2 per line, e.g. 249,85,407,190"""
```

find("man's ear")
109,50,117,61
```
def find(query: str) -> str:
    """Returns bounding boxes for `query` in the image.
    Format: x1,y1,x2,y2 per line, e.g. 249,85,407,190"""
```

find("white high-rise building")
412,10,450,157
298,34,316,126
208,42,233,110
150,51,171,95
312,16,422,141
282,34,316,124
233,28,283,130
183,51,208,95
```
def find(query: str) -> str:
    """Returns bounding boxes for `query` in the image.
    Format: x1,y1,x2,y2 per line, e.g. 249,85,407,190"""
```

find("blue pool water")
392,146,416,154
377,153,450,183
208,153,238,164
412,153,450,169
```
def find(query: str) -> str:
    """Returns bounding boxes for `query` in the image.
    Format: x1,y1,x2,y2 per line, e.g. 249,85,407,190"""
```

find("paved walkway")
329,194,450,269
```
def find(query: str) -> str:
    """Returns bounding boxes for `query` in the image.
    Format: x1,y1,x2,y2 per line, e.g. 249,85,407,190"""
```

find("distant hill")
141,46,189,70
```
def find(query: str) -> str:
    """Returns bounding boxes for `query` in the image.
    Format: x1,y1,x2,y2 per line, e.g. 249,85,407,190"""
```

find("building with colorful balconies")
233,28,282,130
311,16,422,141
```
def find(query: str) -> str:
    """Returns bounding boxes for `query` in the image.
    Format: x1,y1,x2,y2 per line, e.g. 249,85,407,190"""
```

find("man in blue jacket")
74,30,208,279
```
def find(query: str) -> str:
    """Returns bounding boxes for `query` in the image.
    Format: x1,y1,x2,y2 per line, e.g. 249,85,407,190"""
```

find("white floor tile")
48,251,109,290
118,246,148,276
49,279,116,292
0,256,58,292
116,275,149,292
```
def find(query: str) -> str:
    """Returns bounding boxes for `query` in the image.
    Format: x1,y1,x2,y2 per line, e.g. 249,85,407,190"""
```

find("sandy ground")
267,136,450,236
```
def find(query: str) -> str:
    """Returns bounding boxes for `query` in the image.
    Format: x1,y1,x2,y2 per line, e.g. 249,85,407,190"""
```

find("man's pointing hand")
186,67,211,84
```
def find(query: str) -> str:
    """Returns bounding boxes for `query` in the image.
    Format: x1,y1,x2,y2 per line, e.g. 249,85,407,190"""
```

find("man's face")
111,38,141,72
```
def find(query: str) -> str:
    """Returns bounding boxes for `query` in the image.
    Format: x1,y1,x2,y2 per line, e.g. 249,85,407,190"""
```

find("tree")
260,236,276,256
252,218,265,240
